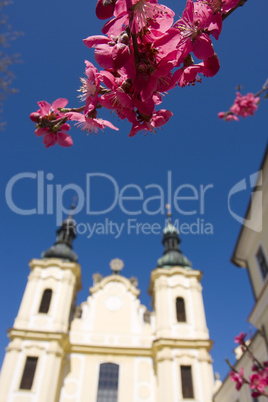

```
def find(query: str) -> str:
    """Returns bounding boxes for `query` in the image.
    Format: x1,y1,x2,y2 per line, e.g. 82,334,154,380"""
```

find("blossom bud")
30,112,40,123
96,0,116,20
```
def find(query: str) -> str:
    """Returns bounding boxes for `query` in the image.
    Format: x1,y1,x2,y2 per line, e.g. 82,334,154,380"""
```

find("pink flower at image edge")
230,368,244,391
234,332,247,345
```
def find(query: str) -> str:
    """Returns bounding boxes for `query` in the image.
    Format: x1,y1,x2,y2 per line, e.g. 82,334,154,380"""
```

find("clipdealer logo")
5,171,214,236
69,217,213,239
228,170,262,233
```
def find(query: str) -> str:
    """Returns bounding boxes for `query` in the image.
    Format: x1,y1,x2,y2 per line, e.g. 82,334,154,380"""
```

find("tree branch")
222,0,248,21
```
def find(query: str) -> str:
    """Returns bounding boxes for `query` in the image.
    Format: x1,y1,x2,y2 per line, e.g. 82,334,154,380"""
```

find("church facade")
0,215,215,402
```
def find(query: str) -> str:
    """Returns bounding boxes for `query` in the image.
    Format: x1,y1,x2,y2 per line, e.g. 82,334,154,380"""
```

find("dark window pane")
176,297,186,322
256,246,268,280
39,289,52,313
19,356,38,390
181,365,194,399
97,363,119,402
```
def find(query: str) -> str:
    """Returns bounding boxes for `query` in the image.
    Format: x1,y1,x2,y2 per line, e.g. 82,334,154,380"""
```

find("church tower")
0,211,215,402
0,213,82,402
149,211,214,401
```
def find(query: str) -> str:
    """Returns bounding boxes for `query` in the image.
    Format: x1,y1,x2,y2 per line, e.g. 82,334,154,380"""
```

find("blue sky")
0,0,267,383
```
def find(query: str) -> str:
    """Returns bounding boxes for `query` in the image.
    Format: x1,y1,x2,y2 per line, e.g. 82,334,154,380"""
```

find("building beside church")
0,213,215,402
214,146,268,402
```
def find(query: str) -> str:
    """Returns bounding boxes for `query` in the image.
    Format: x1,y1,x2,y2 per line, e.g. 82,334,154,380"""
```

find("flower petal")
37,101,51,116
192,33,214,60
35,128,49,137
43,132,57,148
52,98,68,110
57,132,73,147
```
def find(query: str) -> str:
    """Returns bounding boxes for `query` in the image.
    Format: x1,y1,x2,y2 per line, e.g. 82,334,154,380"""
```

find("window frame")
180,365,194,399
38,288,53,314
19,356,38,391
176,297,187,323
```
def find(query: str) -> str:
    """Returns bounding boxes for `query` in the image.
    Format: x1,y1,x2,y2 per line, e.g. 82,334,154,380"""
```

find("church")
0,211,215,402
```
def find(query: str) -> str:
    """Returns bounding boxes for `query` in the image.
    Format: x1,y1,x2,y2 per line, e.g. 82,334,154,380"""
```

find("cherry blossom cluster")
218,92,260,121
30,0,246,148
228,332,268,398
219,79,268,121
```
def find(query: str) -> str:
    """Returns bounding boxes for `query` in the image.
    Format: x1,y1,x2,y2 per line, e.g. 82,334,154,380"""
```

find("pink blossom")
98,71,137,122
78,61,101,114
250,371,268,395
230,368,244,391
234,332,247,345
173,0,215,61
30,98,68,123
172,54,220,87
133,57,174,102
30,0,241,143
197,0,240,14
44,132,73,148
172,64,203,87
195,1,222,39
66,111,119,134
129,109,173,137
152,28,190,67
31,99,73,148
35,124,73,148
102,0,174,36
128,0,174,34
83,33,131,70
218,111,239,121
230,92,260,118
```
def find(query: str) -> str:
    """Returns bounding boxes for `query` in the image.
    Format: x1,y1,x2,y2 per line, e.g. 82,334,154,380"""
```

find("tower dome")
42,209,78,262
157,208,191,269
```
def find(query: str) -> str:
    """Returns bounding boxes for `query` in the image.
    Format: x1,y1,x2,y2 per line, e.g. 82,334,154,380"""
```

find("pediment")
90,274,140,298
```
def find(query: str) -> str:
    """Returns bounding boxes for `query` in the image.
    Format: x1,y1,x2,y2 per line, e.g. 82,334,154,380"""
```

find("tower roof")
157,208,191,269
41,209,78,262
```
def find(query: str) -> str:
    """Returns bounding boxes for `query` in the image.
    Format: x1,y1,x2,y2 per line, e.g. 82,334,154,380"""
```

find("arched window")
38,289,52,313
97,363,119,402
176,297,186,322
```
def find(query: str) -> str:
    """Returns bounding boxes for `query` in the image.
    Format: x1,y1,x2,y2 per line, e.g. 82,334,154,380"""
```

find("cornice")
70,344,152,357
29,258,82,290
152,337,213,352
8,328,70,345
148,266,202,294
